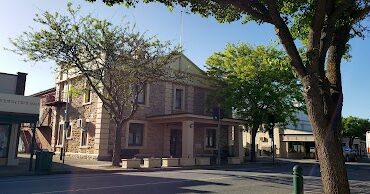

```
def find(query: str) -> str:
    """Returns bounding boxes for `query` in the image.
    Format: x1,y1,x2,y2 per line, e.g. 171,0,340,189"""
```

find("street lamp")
267,114,276,164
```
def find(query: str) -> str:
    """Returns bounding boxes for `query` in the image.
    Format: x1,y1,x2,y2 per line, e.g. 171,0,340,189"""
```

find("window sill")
79,146,90,149
138,103,150,108
82,102,92,106
204,147,217,151
126,145,144,149
55,145,63,148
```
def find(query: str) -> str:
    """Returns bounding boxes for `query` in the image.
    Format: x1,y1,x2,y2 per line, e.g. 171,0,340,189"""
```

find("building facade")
49,55,245,163
244,112,316,159
0,72,39,166
20,88,56,153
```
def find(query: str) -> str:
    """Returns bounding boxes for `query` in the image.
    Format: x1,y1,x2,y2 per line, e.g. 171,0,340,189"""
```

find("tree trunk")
250,125,259,162
303,76,350,194
112,122,123,166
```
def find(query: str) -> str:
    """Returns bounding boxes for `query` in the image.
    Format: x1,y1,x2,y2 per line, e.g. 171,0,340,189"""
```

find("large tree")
206,43,303,161
10,3,179,166
89,0,370,193
342,116,370,148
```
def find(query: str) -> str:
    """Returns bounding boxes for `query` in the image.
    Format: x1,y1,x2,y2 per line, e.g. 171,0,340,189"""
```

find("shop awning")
0,93,40,123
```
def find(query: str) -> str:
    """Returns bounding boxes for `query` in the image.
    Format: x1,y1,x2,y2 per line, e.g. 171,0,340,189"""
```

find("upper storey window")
175,88,184,110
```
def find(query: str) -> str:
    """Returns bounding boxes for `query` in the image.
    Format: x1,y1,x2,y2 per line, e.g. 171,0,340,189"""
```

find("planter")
195,157,210,166
228,157,241,165
180,158,195,166
162,158,179,167
121,158,141,169
143,158,162,168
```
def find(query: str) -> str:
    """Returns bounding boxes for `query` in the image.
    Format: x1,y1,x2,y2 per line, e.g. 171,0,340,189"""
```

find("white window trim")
56,122,64,147
79,127,89,148
125,120,147,149
204,127,218,150
173,85,186,111
138,84,150,107
66,124,72,140
83,82,92,105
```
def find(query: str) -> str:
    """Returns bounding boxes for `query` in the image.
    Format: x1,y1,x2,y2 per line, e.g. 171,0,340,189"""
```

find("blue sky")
0,0,369,119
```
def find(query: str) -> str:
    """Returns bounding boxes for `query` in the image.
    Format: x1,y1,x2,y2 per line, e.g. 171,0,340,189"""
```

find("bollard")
293,165,304,194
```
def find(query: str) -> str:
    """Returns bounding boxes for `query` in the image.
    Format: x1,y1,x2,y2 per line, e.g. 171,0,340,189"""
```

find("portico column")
182,120,194,158
234,125,244,160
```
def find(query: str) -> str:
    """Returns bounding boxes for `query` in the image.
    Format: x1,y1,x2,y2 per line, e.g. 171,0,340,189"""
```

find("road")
1,162,369,194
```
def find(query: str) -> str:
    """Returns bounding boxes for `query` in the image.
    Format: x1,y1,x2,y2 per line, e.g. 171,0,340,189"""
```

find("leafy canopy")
9,3,180,123
341,116,370,140
206,43,304,127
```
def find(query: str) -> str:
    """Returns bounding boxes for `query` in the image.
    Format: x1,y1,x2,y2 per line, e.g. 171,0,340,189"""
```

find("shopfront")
0,93,39,166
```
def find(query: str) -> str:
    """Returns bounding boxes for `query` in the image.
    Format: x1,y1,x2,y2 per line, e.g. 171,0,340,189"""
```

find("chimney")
15,72,27,95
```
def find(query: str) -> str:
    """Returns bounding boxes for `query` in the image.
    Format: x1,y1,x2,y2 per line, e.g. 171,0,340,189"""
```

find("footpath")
1,154,368,178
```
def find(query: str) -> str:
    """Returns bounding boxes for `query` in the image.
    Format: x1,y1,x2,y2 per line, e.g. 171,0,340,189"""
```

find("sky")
0,0,369,119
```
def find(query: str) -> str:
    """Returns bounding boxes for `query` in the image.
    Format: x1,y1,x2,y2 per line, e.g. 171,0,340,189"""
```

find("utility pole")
268,114,275,164
62,69,69,164
272,129,275,164
217,103,221,165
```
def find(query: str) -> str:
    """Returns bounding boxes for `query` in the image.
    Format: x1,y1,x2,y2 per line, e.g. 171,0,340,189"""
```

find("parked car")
342,146,358,162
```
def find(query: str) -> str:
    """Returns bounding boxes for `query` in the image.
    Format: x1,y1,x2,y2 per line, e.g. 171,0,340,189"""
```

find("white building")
0,72,39,166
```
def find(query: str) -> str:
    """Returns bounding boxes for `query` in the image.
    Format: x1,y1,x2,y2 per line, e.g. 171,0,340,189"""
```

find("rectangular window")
175,89,183,109
128,123,144,146
0,124,11,158
83,84,91,103
66,124,72,139
137,84,146,104
206,128,217,148
59,83,65,101
288,142,303,153
57,123,64,146
80,130,88,146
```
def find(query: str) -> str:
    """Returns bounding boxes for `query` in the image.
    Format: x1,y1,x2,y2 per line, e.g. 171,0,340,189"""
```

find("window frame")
66,123,72,140
173,85,185,110
204,128,217,150
56,123,64,146
128,123,144,146
137,84,149,105
125,120,147,149
83,82,92,104
80,129,89,148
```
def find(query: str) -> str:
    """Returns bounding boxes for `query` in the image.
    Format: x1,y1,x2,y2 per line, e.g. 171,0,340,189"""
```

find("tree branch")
265,0,307,79
307,0,328,75
214,0,273,23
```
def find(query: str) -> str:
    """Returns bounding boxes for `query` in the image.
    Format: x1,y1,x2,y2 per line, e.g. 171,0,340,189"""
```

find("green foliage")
9,3,180,122
341,116,370,140
206,43,304,128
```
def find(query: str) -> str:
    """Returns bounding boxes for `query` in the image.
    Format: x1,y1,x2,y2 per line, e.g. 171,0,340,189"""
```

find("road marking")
31,176,230,194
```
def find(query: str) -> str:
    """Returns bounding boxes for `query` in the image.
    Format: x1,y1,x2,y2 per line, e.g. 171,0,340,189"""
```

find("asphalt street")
0,162,369,194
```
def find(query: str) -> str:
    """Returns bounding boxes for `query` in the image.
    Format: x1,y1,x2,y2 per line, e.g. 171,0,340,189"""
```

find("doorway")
170,129,182,157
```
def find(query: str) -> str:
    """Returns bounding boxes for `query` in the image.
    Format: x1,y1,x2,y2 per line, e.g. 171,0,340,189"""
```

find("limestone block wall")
193,124,229,157
53,77,100,159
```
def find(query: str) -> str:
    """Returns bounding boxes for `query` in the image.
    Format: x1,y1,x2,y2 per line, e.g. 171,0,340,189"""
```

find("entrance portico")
148,113,245,164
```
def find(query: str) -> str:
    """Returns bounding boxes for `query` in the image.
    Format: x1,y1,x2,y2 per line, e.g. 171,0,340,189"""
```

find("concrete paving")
0,160,369,194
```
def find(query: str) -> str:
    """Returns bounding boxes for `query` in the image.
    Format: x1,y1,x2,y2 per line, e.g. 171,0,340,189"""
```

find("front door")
170,129,182,157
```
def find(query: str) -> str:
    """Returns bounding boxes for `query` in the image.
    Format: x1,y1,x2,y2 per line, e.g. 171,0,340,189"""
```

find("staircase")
20,107,54,153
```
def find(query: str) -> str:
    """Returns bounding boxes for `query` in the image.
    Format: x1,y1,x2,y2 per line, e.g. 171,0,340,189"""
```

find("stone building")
48,55,245,163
